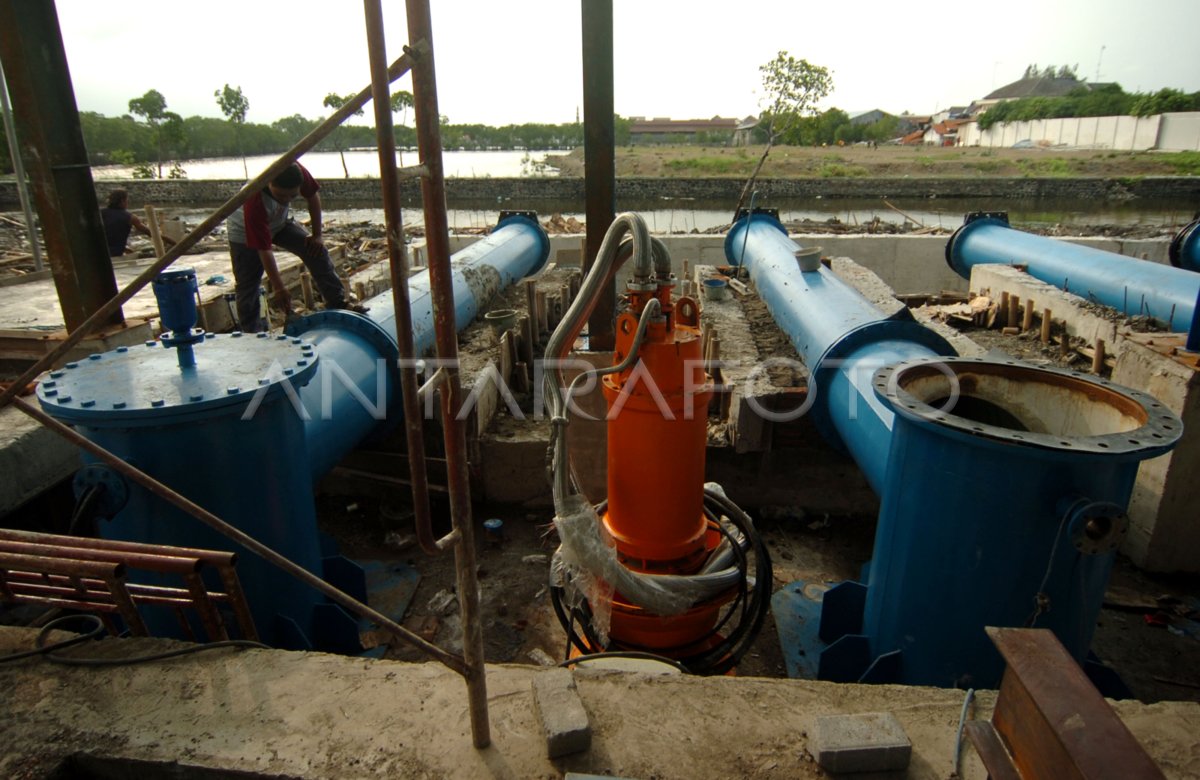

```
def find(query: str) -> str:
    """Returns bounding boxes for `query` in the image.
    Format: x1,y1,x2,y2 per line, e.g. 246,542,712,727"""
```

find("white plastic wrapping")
552,495,709,624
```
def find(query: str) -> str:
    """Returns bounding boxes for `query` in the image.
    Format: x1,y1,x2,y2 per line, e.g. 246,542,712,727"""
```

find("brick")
531,668,591,758
812,712,912,774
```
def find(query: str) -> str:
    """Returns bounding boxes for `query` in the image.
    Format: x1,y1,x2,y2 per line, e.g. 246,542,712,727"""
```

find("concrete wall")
6,176,1200,209
441,233,1167,298
960,114,1170,150
1158,112,1200,152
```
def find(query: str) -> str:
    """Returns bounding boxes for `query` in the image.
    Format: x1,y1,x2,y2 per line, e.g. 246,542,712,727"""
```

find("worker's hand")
274,288,293,317
304,234,325,260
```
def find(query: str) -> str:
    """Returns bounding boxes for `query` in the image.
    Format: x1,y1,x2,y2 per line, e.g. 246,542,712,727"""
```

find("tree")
215,84,250,177
322,93,365,178
128,89,183,178
734,50,832,217
390,90,414,164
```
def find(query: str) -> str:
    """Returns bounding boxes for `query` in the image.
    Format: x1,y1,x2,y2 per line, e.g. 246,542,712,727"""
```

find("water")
91,149,556,181
161,196,1192,236
89,150,1192,233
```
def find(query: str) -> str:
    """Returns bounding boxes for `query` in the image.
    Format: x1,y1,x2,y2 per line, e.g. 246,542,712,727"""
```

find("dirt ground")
546,143,1200,180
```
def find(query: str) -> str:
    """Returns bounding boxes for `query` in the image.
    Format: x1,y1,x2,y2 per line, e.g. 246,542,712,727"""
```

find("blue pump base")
774,576,1132,696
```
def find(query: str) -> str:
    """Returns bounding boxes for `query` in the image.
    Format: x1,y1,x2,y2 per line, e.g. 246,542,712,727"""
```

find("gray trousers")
229,220,346,332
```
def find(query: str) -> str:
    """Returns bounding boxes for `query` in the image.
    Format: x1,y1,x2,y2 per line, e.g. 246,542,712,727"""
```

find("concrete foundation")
3,627,1197,780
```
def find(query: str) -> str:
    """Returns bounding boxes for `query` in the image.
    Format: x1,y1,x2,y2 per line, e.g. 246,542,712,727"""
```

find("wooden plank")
964,721,1022,780
987,627,1165,780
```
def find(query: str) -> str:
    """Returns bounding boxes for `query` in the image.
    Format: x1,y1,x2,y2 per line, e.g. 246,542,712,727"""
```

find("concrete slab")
0,403,79,514
3,627,1197,780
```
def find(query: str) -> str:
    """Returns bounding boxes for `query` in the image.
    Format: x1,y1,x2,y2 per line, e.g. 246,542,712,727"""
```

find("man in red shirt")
226,162,365,331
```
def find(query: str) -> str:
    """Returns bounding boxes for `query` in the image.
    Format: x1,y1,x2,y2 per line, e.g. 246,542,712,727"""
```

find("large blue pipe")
36,214,549,650
1169,216,1200,274
724,212,953,492
726,211,1182,687
947,214,1200,331
288,213,550,480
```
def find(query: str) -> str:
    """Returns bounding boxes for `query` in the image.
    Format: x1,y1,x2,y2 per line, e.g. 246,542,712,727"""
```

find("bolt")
151,399,165,407
81,400,95,407
276,335,288,341
257,333,268,339
283,368,294,376
145,341,156,347
58,395,72,403
232,331,243,338
117,346,129,353
44,389,58,397
88,354,101,361
258,378,270,386
227,386,240,395
49,370,65,379
291,338,302,345
66,362,79,369
43,381,56,389
297,360,308,367
112,402,126,409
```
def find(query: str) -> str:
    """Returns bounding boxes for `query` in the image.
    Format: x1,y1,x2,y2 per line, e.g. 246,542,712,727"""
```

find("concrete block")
812,712,912,774
531,668,591,759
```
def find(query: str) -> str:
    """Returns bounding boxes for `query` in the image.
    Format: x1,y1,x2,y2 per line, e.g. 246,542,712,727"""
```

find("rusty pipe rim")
874,356,1182,457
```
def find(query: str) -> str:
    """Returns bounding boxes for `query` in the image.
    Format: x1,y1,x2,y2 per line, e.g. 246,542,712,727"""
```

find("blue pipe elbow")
288,214,550,481
947,214,1200,331
1170,217,1200,274
725,212,954,489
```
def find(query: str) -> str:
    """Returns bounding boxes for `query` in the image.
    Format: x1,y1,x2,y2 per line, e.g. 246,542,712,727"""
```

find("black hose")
548,489,772,676
0,614,268,666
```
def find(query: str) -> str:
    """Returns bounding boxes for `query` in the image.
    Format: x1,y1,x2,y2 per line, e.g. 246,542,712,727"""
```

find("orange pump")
601,280,730,651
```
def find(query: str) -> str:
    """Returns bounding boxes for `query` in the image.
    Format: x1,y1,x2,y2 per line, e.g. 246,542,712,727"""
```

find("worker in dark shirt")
100,189,171,257
225,161,364,332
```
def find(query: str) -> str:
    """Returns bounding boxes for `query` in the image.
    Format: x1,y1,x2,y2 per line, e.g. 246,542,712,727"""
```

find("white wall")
1158,112,1200,151
959,113,1193,151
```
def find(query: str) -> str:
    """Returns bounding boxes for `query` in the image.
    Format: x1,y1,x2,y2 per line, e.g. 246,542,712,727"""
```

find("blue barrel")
947,214,1199,330
36,334,329,648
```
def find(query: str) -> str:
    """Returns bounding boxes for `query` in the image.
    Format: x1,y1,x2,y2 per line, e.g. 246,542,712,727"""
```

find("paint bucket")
702,278,728,301
795,246,823,272
484,308,518,338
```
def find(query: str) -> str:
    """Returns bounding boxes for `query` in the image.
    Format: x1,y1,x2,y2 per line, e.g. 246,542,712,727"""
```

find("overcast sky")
53,0,1200,127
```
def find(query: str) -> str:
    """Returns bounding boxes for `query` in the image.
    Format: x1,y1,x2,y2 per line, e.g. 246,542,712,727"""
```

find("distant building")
974,73,1108,115
627,115,740,144
923,118,971,146
849,109,890,126
732,116,760,146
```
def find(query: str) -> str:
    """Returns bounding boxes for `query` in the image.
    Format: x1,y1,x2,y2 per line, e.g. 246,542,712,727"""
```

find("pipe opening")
897,361,1146,438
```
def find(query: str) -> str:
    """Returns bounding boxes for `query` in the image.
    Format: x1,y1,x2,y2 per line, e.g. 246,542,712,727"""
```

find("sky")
52,0,1200,127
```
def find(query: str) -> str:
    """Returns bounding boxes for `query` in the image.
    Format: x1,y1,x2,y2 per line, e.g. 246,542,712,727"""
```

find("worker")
100,189,173,257
225,161,365,332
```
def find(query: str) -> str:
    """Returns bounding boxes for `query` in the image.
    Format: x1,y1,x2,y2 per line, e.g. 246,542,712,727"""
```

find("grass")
663,156,745,175
817,163,869,178
1017,157,1074,177
966,159,1006,173
1162,151,1200,176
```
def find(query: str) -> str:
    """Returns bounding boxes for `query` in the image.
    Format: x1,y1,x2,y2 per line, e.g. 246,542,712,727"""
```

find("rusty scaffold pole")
403,0,492,748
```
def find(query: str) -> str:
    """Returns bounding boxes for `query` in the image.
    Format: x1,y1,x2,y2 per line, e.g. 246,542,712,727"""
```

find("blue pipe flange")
35,333,319,427
1169,216,1200,273
72,464,130,519
1060,498,1129,556
873,356,1182,459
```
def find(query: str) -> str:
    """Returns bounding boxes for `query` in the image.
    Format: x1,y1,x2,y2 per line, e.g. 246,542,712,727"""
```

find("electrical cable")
66,484,104,536
559,650,690,674
0,614,268,666
952,687,976,777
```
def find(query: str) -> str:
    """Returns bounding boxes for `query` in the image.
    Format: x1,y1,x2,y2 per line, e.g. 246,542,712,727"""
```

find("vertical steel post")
0,0,121,331
362,0,439,556
581,0,617,350
0,60,43,271
406,0,491,749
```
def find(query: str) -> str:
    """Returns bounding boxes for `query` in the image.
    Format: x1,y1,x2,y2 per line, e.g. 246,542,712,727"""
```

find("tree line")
978,85,1200,130
0,85,630,177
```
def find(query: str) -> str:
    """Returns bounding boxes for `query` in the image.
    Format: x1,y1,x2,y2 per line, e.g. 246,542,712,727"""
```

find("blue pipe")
724,212,954,491
726,211,1183,687
1169,216,1200,274
288,213,550,480
947,214,1200,331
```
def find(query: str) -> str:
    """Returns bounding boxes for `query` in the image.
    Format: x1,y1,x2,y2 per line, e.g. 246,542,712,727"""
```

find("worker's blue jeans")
229,220,346,332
